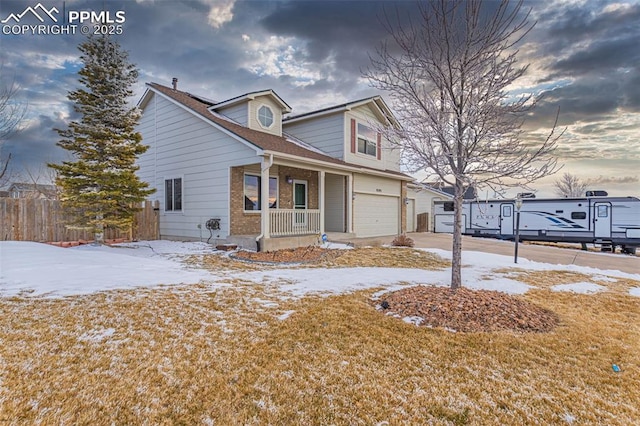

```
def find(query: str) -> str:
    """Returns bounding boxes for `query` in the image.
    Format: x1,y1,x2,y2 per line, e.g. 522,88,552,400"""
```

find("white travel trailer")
434,195,640,254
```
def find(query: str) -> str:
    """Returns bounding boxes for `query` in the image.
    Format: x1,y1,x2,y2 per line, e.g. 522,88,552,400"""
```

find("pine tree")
49,35,155,242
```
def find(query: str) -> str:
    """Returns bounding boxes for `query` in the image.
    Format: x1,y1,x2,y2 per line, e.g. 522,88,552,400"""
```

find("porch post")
319,170,325,235
261,156,271,239
346,174,353,233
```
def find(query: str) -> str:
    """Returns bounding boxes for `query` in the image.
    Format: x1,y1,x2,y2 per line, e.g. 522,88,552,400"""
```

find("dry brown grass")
496,269,637,295
1,248,639,424
321,246,450,269
188,246,450,273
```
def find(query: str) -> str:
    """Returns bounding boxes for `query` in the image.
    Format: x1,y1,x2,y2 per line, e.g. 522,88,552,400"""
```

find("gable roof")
210,89,292,113
143,83,411,180
283,95,400,128
407,182,454,199
425,181,477,199
8,182,57,192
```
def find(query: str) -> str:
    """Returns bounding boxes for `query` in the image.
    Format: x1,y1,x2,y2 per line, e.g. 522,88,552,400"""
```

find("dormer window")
357,123,377,157
258,105,274,128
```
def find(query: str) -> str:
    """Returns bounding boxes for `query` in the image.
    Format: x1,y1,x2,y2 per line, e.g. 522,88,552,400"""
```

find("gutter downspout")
255,153,273,251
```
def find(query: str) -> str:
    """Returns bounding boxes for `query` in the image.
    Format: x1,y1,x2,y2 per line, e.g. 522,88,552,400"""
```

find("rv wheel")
621,246,637,255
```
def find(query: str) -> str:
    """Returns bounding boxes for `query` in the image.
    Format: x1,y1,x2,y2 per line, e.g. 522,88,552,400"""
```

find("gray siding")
345,106,401,172
217,103,248,126
136,92,258,240
283,113,345,159
325,173,345,232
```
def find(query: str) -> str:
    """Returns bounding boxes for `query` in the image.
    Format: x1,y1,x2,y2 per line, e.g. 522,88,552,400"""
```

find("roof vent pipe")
172,77,178,90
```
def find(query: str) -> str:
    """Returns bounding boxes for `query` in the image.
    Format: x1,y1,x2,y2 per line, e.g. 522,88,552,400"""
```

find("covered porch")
228,157,354,251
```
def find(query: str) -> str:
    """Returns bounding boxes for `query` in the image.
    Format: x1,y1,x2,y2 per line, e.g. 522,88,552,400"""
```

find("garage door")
354,193,399,237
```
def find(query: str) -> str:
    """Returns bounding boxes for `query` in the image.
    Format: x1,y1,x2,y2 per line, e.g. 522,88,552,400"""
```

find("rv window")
502,205,512,217
443,202,454,212
597,205,608,217
571,212,586,220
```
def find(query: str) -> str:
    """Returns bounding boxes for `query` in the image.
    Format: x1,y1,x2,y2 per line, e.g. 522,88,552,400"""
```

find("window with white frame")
257,105,274,128
165,177,182,211
244,174,278,211
357,123,377,157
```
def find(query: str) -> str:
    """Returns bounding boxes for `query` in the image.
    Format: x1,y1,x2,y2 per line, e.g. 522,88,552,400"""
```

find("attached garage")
352,174,401,237
354,194,400,237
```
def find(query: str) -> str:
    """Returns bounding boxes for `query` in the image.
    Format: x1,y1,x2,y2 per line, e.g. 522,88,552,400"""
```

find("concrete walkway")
330,232,640,275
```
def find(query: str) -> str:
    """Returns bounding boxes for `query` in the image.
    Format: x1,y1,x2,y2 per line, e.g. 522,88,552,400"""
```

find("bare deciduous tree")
365,0,562,289
553,172,587,198
19,162,60,199
0,68,27,185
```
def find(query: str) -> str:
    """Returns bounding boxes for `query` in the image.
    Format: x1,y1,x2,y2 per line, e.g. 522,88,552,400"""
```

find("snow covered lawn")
1,240,638,298
1,240,639,424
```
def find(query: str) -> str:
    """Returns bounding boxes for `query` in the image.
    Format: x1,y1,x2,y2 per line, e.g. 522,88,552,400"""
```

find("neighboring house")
426,181,477,200
406,183,453,232
7,182,57,199
136,81,412,250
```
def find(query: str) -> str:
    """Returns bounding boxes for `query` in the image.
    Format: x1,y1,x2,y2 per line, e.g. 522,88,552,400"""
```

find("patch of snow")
563,413,576,424
320,241,354,250
115,240,216,256
2,240,638,300
592,275,617,283
79,327,115,342
0,241,220,298
277,310,296,321
252,298,279,308
465,278,532,295
629,287,640,297
551,282,606,294
402,316,424,326
232,267,445,298
232,264,535,299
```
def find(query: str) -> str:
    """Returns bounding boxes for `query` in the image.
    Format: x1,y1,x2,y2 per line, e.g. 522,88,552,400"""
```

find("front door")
293,180,307,225
594,202,612,238
500,203,514,235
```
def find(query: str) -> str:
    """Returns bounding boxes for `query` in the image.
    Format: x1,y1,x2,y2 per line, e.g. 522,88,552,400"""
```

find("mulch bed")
375,285,560,333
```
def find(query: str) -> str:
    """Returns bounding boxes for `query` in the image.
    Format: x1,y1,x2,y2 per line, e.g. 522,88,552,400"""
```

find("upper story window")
258,105,274,128
357,123,377,157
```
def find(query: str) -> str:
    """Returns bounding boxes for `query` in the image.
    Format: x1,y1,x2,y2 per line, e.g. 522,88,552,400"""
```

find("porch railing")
270,209,321,237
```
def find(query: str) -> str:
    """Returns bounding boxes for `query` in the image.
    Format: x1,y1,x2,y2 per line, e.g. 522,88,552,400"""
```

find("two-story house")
136,80,412,251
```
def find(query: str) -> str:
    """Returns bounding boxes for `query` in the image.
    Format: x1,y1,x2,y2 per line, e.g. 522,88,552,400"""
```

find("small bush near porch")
1,247,639,424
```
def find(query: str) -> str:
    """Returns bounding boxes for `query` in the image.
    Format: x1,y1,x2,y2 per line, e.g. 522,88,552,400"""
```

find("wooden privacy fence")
0,199,159,242
417,213,429,232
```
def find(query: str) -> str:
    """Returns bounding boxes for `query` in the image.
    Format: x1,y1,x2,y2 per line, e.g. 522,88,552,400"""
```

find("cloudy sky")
1,0,639,197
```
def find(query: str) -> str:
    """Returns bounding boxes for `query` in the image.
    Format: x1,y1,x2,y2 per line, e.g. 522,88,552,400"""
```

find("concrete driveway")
333,232,640,275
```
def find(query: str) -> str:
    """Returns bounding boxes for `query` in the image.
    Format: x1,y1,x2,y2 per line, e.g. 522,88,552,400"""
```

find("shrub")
392,234,414,248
